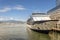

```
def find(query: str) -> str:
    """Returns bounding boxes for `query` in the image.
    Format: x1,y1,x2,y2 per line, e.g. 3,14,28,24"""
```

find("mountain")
0,20,25,24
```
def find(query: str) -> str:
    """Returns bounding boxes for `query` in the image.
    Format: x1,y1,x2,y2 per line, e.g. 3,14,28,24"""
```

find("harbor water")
0,23,60,40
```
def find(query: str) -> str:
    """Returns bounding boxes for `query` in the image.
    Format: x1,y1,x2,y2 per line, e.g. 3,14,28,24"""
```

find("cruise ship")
27,0,60,34
27,13,58,34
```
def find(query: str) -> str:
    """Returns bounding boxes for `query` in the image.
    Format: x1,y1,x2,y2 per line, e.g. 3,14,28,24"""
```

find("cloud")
0,16,21,21
33,10,41,13
0,5,26,12
13,5,26,10
0,17,4,21
0,16,12,21
0,7,11,12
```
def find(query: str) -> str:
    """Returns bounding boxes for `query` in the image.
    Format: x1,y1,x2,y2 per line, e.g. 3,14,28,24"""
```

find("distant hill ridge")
0,20,25,23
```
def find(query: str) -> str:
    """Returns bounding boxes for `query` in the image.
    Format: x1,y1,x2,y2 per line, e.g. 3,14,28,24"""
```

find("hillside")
0,20,26,24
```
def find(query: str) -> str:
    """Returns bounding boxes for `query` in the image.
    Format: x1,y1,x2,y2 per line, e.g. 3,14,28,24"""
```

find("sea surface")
0,23,60,40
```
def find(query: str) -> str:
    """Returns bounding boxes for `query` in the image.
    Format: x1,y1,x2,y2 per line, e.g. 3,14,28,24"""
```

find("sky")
0,0,56,21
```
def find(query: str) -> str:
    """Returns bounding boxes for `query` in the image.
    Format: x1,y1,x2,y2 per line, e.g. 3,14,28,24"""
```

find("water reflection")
27,28,50,40
49,31,60,40
27,28,60,40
